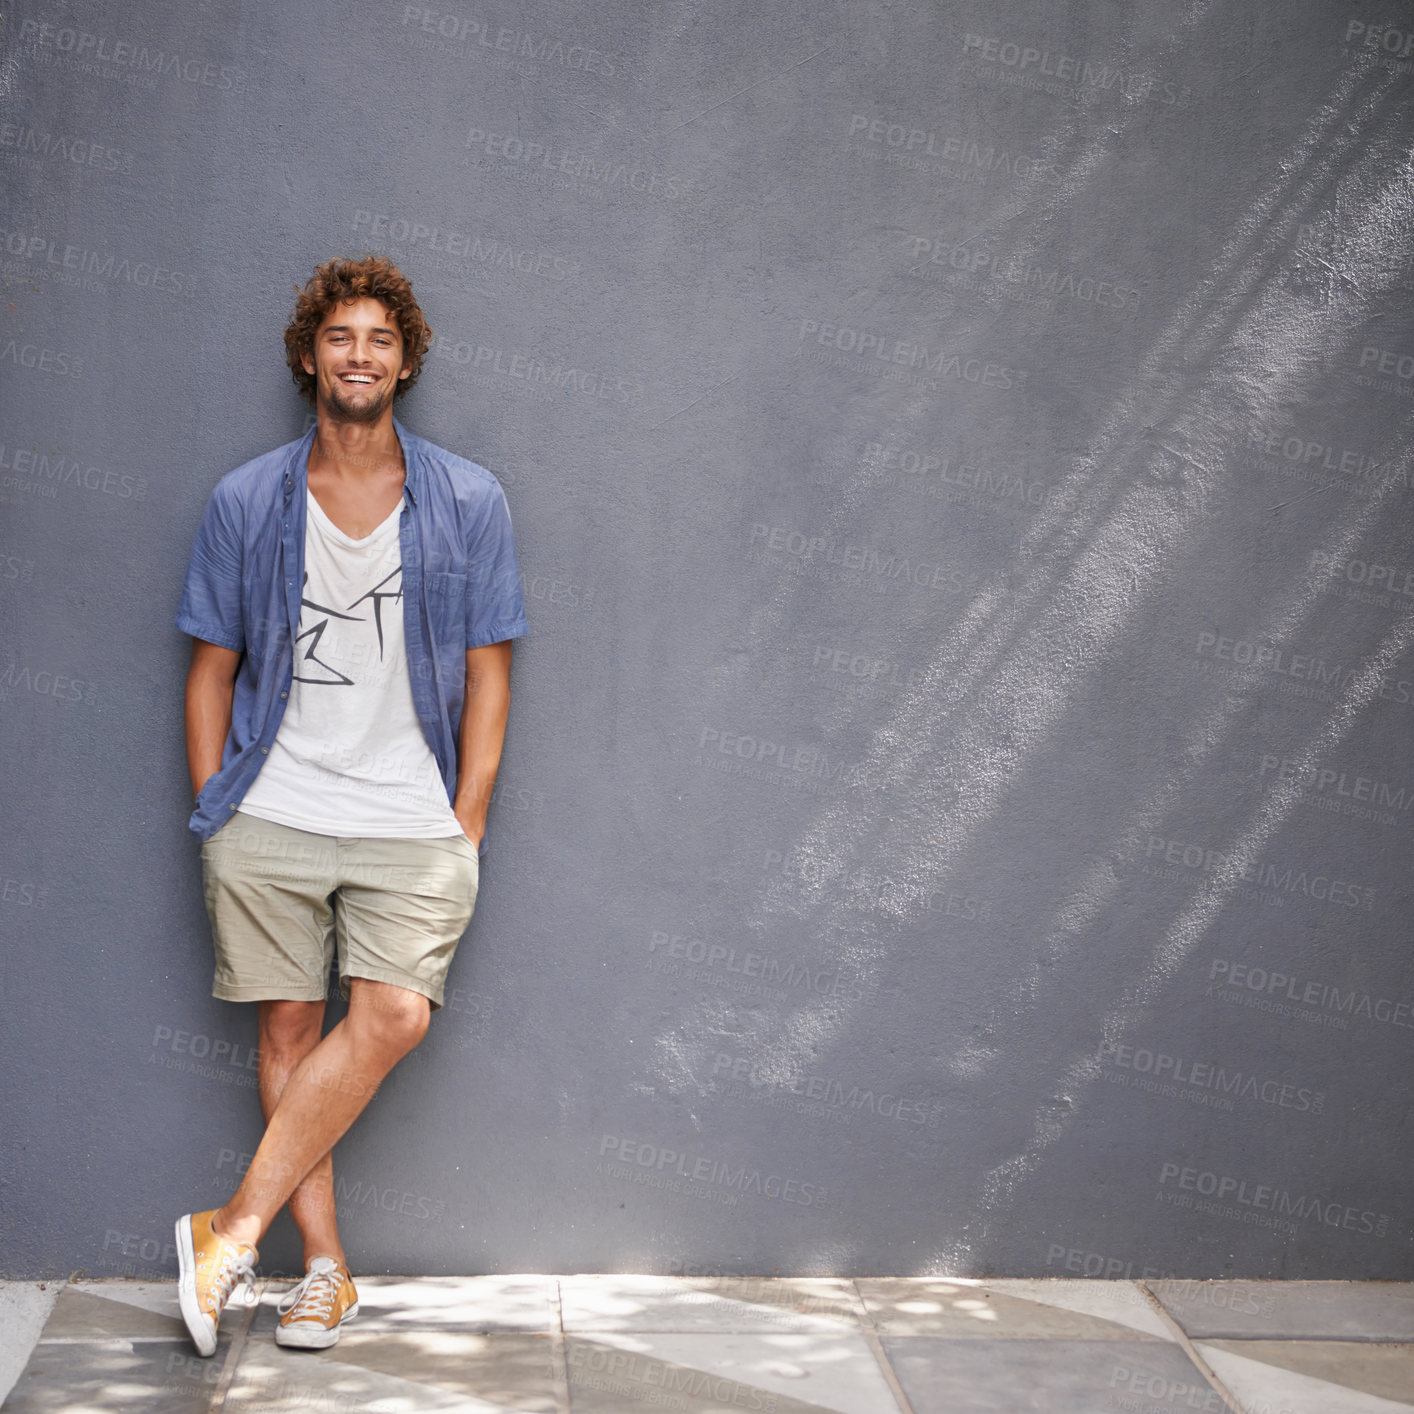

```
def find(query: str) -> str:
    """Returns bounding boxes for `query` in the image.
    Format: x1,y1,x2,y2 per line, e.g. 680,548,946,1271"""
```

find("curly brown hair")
283,256,432,402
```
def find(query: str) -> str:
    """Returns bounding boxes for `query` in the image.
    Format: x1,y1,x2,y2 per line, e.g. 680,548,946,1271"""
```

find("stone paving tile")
225,1330,561,1413
0,1283,62,1405
856,1277,1166,1339
68,1280,185,1322
6,1276,1414,1414
558,1274,859,1332
884,1336,1223,1414
4,1338,223,1412
2,1280,256,1413
565,1332,895,1414
1198,1340,1414,1412
680,1277,860,1327
1152,1280,1414,1341
253,1273,559,1334
36,1284,190,1343
981,1279,1174,1339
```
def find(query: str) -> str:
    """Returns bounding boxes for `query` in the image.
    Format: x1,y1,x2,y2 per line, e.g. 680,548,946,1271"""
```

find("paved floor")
2,1275,1412,1412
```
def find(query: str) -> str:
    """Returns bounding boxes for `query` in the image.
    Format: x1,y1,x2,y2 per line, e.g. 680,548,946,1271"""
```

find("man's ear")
301,348,315,377
399,362,412,380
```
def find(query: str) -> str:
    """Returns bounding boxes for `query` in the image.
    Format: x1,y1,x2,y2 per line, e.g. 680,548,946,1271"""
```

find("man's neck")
309,412,405,482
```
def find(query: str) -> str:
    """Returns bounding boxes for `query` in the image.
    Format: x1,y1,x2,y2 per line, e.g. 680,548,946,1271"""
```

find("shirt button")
280,691,288,699
260,747,269,755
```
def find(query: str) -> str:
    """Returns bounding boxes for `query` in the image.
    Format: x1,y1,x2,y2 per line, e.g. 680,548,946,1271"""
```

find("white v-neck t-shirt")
239,492,463,838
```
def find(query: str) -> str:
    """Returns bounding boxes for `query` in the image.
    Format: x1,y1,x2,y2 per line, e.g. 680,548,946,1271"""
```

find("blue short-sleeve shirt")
176,420,528,844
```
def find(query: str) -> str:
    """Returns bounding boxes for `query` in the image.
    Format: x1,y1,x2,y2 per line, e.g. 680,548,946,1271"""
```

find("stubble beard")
319,374,396,426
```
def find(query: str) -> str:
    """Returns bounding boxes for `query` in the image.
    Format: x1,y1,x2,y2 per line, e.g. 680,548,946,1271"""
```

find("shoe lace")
209,1247,256,1314
278,1266,340,1321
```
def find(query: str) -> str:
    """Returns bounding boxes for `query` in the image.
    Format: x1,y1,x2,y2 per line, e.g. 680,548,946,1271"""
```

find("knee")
379,1004,429,1058
389,1008,430,1057
350,984,429,1058
260,1000,325,1059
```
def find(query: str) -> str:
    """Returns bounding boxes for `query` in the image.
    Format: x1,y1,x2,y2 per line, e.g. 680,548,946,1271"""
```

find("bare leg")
257,999,346,1269
215,980,430,1249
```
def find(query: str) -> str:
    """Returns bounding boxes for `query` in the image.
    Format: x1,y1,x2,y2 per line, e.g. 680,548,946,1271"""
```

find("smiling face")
301,297,411,425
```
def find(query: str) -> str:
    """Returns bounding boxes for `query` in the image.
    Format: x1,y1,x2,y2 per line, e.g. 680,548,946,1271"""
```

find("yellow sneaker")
175,1210,258,1357
276,1256,359,1349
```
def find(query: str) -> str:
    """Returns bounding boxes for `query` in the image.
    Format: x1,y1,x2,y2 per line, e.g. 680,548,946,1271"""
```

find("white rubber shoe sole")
174,1215,217,1358
275,1301,359,1349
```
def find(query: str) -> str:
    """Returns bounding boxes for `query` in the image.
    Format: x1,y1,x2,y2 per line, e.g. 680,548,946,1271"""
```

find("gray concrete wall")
2,0,1412,1280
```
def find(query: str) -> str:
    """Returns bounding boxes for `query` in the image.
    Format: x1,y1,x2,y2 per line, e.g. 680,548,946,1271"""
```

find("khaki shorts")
201,813,479,1009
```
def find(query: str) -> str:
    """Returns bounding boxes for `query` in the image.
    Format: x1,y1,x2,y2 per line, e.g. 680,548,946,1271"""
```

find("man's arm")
453,640,513,846
186,639,241,798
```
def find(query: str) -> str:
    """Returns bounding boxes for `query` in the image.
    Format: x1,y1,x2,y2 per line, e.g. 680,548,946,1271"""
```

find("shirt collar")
394,417,421,506
282,425,316,502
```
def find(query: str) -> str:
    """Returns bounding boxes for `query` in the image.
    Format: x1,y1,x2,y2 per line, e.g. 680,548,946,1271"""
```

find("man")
173,256,526,1356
